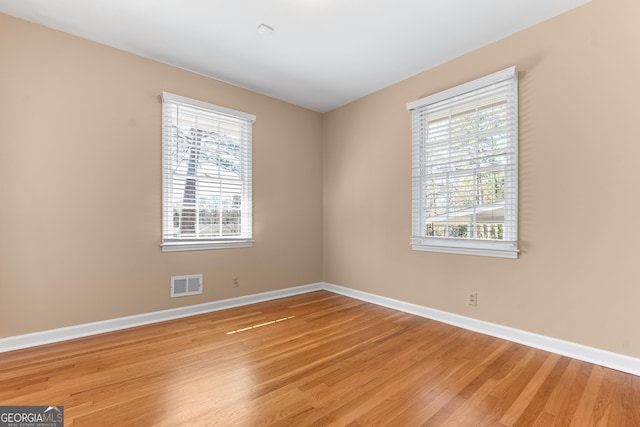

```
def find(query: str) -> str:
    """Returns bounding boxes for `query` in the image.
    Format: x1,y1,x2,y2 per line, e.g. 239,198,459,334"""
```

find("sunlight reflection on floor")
226,316,296,335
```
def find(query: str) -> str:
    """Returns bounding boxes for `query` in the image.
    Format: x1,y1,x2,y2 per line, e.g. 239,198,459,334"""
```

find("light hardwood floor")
1,290,639,426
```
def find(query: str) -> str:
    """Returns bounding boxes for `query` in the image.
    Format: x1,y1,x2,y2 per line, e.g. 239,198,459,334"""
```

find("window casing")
407,67,518,258
161,92,255,252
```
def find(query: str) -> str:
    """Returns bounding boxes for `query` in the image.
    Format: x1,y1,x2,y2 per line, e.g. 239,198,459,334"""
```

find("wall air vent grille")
171,274,203,297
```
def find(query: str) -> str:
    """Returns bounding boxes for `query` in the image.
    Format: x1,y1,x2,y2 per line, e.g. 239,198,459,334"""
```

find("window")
407,67,518,258
161,92,255,252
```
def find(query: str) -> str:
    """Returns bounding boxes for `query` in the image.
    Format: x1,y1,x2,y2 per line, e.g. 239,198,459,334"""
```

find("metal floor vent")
171,274,203,297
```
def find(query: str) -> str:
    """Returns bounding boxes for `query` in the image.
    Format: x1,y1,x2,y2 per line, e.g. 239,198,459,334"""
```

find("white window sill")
412,238,519,259
162,240,253,252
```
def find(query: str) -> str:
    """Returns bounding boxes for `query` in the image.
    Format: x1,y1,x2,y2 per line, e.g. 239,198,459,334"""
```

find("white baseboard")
323,282,640,377
0,283,323,353
2,281,639,377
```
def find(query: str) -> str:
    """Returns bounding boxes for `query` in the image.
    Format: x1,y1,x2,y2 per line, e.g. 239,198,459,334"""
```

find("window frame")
407,67,519,259
161,92,255,252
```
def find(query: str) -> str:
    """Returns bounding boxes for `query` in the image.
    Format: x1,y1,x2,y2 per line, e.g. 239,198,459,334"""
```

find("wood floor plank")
1,290,639,426
512,355,571,426
545,359,592,424
498,352,562,426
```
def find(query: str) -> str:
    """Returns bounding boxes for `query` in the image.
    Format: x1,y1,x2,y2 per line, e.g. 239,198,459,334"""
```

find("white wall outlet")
232,277,239,288
467,291,478,306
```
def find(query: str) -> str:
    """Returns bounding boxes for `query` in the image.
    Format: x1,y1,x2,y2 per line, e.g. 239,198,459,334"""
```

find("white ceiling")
0,0,591,112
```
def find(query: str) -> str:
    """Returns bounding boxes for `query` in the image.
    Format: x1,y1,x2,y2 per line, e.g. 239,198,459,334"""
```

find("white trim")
2,281,639,377
412,236,518,259
324,283,640,376
161,240,254,252
0,283,323,353
406,66,516,111
322,283,640,377
161,91,256,123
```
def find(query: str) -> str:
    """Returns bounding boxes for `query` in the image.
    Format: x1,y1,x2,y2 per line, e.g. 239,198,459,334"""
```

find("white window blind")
161,92,255,252
407,67,518,258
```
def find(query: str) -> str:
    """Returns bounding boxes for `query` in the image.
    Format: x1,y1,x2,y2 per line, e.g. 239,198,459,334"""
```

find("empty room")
1,0,639,425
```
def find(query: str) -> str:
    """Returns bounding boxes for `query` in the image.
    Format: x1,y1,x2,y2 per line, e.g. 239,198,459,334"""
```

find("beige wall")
0,13,324,338
324,0,640,358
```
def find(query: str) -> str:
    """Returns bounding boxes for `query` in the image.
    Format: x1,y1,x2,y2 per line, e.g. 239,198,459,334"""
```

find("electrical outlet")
467,291,477,306
232,277,239,288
